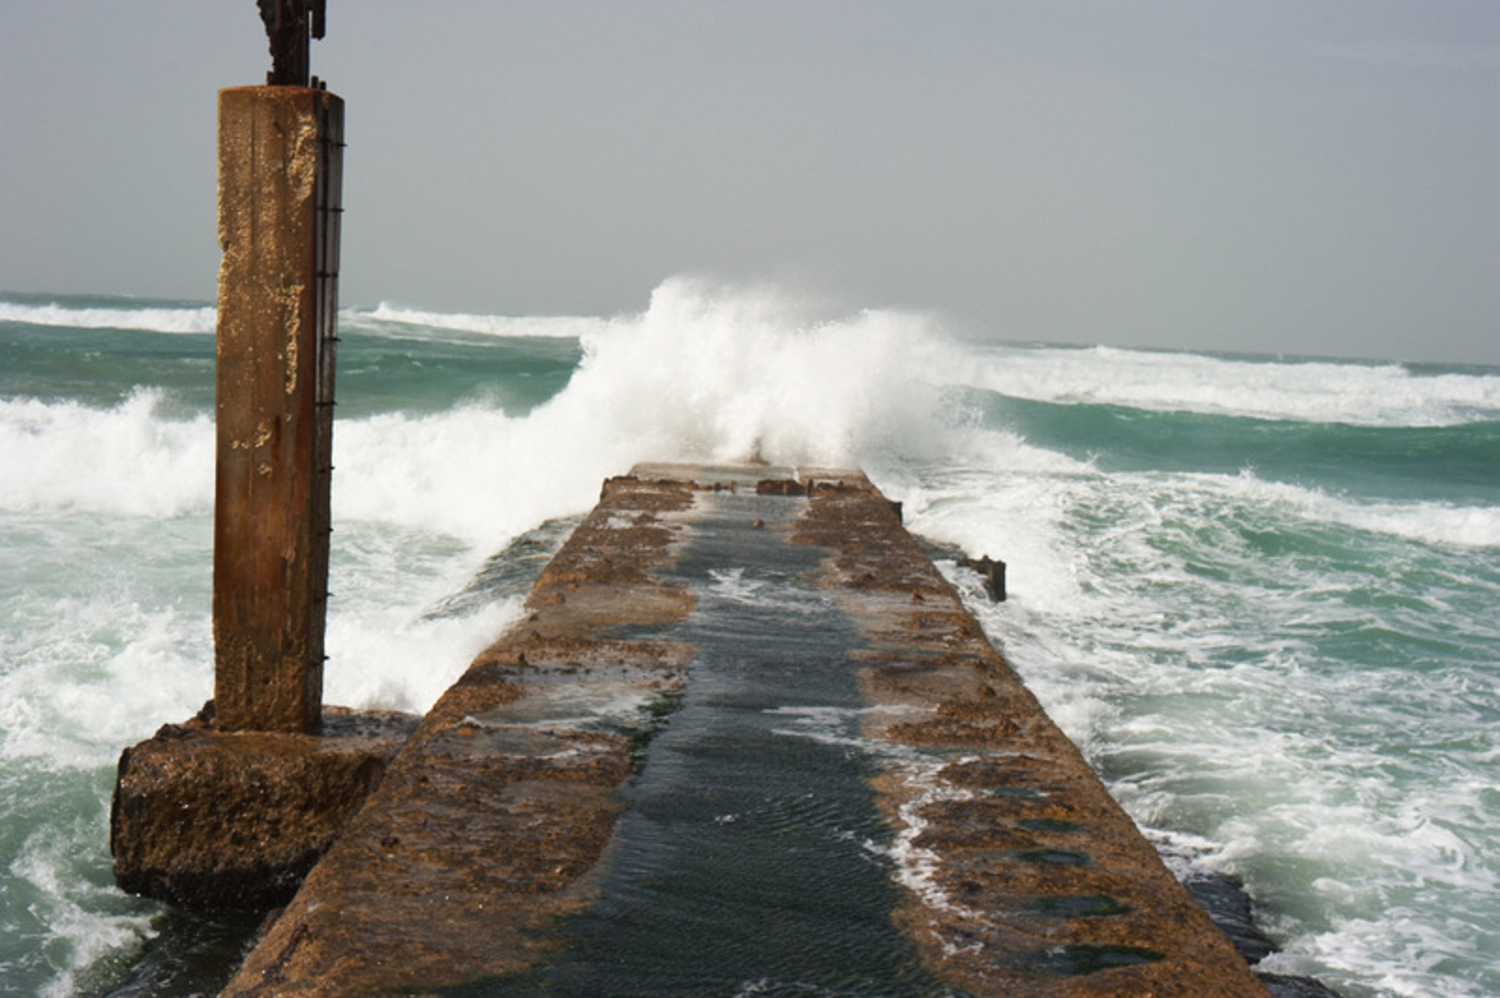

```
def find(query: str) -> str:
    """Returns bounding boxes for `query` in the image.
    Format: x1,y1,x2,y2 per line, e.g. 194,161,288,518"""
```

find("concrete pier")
212,85,343,734
221,465,1268,996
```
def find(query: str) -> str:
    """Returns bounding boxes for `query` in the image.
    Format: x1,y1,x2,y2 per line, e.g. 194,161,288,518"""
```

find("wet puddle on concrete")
472,493,963,996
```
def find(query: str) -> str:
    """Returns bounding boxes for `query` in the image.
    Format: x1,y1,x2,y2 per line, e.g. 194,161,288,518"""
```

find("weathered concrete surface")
214,86,342,734
792,475,1268,996
221,466,1268,995
222,476,697,995
110,705,415,911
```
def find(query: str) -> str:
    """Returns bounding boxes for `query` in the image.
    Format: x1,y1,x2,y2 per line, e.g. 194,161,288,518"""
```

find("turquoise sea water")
1,282,1497,995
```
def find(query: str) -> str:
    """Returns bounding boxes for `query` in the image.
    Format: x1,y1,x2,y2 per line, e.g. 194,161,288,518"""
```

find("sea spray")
0,392,212,517
332,277,968,549
563,276,965,470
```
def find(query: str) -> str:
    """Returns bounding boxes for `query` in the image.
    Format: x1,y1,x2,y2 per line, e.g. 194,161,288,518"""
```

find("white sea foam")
757,705,1007,929
763,704,925,751
898,465,1094,615
0,391,213,517
334,277,971,548
867,757,987,922
0,584,211,768
323,597,524,713
0,300,216,335
908,450,1500,996
964,342,1500,426
705,568,837,618
756,703,1001,925
331,404,609,547
11,828,157,998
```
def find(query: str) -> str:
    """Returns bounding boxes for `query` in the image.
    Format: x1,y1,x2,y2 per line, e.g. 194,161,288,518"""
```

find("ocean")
1,279,1496,996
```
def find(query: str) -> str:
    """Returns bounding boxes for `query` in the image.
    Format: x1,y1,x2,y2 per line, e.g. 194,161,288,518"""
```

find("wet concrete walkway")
223,465,1267,996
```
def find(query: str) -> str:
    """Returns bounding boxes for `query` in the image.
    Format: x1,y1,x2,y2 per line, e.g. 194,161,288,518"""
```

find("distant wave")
0,297,612,343
348,303,612,340
1209,470,1500,549
0,301,215,335
964,343,1500,427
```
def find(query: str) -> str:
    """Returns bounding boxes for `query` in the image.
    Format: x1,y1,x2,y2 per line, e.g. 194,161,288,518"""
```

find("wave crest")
965,343,1500,427
350,302,610,341
0,300,215,335
0,391,212,516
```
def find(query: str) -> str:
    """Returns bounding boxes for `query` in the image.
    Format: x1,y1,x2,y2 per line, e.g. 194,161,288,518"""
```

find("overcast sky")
3,2,1497,364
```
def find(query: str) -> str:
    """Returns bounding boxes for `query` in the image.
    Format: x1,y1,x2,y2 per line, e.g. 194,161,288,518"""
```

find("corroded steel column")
213,85,343,733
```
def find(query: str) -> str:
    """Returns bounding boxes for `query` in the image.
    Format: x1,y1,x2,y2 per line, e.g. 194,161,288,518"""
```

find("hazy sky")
3,2,1497,364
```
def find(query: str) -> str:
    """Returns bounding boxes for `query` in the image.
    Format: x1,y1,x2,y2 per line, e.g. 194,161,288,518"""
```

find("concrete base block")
110,704,416,911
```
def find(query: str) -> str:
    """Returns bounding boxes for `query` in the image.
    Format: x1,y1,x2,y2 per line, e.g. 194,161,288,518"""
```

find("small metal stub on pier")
959,554,1007,602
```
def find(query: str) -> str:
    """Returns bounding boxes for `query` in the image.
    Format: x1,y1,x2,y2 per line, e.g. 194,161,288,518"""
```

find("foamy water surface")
2,281,1497,996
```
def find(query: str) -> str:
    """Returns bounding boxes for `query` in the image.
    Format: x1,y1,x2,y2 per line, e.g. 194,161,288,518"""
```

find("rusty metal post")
213,85,343,733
